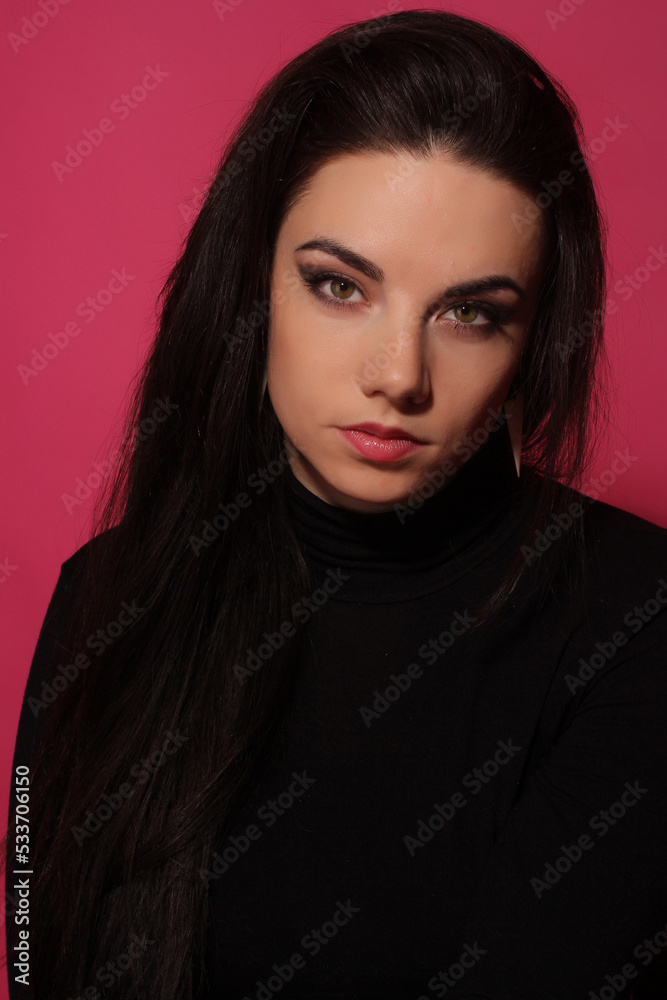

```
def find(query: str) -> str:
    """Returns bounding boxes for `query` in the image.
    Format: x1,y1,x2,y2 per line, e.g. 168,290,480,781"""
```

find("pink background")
2,0,666,992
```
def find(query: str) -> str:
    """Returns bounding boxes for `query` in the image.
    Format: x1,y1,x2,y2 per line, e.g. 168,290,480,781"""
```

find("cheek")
268,302,349,393
267,308,306,393
431,338,521,398
267,312,332,433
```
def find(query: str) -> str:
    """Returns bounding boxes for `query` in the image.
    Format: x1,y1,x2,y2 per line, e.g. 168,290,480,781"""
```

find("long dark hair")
4,10,608,998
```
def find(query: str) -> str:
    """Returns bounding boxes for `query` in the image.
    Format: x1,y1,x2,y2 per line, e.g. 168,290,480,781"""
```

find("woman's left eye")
440,302,503,334
444,303,485,325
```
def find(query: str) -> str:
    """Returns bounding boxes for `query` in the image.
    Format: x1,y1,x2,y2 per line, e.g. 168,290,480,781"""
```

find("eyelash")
300,269,506,334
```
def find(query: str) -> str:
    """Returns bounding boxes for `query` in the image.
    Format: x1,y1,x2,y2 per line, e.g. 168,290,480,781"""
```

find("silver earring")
504,392,523,478
258,371,268,414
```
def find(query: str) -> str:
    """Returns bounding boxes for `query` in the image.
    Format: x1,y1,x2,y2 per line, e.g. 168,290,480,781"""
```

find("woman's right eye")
300,271,365,310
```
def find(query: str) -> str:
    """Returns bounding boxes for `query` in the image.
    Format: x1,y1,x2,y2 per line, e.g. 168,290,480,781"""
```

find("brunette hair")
4,10,608,998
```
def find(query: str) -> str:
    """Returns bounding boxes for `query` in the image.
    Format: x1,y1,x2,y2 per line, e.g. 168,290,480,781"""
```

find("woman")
4,9,667,999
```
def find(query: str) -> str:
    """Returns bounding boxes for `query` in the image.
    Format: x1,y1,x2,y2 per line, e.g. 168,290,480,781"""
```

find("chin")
314,462,430,511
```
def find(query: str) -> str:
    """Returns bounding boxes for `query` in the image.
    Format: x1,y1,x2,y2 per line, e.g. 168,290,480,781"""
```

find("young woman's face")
267,151,546,512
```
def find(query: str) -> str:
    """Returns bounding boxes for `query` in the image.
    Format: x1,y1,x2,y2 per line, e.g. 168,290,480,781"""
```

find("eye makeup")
296,263,516,336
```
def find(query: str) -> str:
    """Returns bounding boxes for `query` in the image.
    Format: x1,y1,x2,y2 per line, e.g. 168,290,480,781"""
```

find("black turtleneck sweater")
200,422,667,999
7,421,667,1000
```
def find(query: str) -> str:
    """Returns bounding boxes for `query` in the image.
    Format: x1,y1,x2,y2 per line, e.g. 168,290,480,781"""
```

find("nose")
355,321,431,405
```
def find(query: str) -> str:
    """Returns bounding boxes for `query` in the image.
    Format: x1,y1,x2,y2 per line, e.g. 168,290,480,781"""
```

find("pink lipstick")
336,423,427,462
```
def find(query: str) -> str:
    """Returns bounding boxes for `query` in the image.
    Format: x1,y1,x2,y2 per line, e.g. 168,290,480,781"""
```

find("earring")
503,392,523,478
258,370,268,414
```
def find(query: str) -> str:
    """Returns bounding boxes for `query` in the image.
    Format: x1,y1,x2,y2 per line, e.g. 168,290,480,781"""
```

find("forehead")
278,151,546,288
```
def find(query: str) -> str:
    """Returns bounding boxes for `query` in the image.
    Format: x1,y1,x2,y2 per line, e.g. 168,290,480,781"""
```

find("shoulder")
58,524,123,579
518,473,667,642
577,493,667,599
579,490,667,547
37,525,124,644
521,468,667,599
63,523,123,565
557,492,667,665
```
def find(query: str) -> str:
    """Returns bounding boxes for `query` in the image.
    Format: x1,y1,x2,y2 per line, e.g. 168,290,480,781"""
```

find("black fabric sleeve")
5,544,89,1000
447,609,667,1000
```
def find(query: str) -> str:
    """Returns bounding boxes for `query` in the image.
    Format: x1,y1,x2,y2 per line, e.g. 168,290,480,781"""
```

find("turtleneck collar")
282,416,522,604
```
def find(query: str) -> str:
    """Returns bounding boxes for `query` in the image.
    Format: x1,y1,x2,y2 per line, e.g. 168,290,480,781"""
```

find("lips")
339,422,426,443
336,426,427,463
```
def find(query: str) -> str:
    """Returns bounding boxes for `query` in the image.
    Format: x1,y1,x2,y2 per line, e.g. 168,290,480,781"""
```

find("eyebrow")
294,237,526,299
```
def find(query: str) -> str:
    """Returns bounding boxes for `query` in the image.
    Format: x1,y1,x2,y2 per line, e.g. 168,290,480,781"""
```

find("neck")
282,416,521,603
